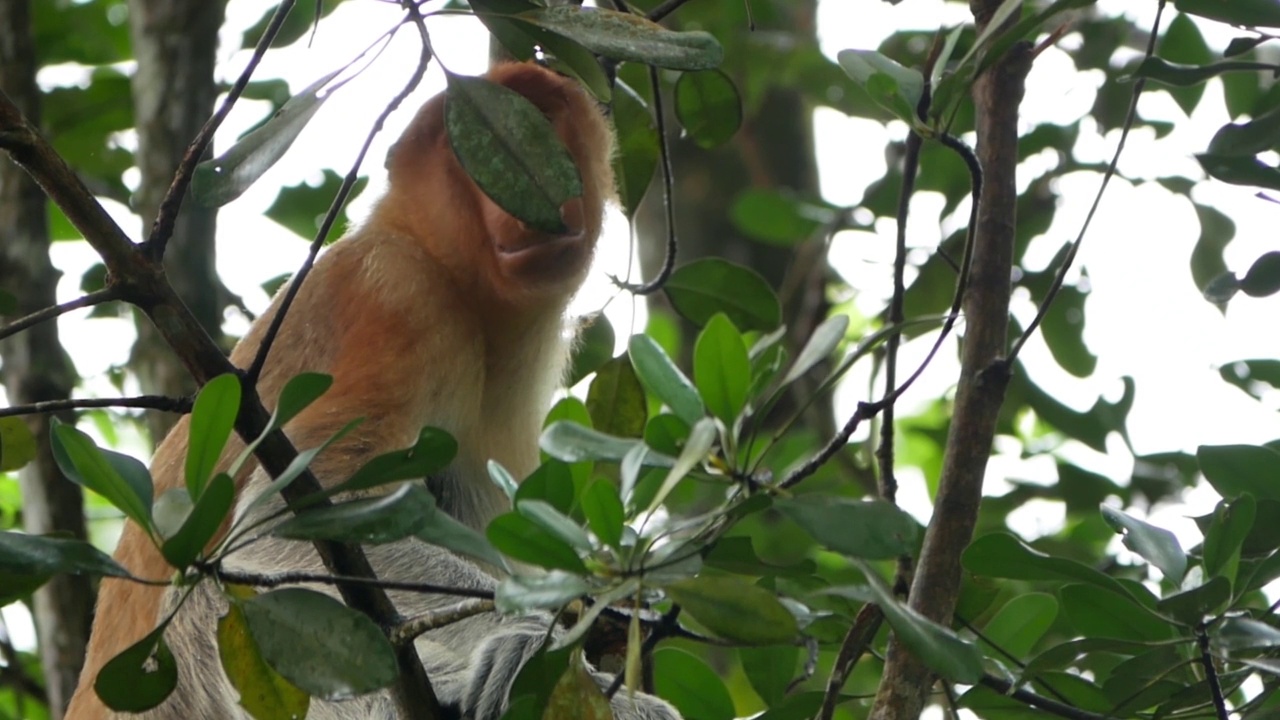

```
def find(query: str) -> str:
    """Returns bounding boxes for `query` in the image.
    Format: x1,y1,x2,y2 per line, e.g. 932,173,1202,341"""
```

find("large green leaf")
628,334,705,426
1175,0,1280,27
1197,445,1280,501
194,69,345,207
273,483,436,545
186,374,241,499
445,71,582,234
0,531,129,605
218,588,310,720
611,81,659,218
1099,505,1186,583
519,7,723,70
963,533,1134,598
664,259,781,331
487,512,587,574
979,593,1058,659
241,588,398,699
95,624,178,712
566,313,615,387
161,473,235,569
1059,584,1173,642
836,49,923,125
776,496,918,560
1203,495,1256,585
585,355,647,438
674,69,741,148
652,648,735,720
496,571,591,613
581,478,624,550
0,417,36,472
51,420,153,534
693,314,750,426
664,576,797,645
328,426,458,496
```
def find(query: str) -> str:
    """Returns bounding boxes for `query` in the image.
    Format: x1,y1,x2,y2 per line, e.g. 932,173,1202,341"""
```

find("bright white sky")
7,0,1280,678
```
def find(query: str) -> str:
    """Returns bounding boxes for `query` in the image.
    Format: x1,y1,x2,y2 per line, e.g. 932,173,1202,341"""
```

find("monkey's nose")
559,196,586,238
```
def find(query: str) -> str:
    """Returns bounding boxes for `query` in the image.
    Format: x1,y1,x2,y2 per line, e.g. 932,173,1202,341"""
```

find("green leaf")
1059,584,1173,641
266,170,368,241
836,49,923,124
963,533,1135,599
415,509,508,571
784,314,849,385
581,478,624,550
488,460,520,501
218,591,310,720
516,499,592,552
567,313,615,387
161,473,235,568
1241,251,1280,297
739,644,798,707
186,373,241,499
519,7,723,70
664,259,782,332
652,648,735,720
272,372,334,430
515,461,576,516
241,588,398,699
330,426,458,496
1100,506,1187,583
1131,57,1275,87
274,483,435,545
95,624,178,712
541,421,673,467
1214,617,1280,650
51,420,153,534
487,512,587,574
611,81,658,217
585,355,647,438
694,314,750,426
194,69,344,207
445,71,582,234
664,576,797,644
237,419,363,522
1156,576,1230,625
776,496,919,560
729,189,836,247
1174,0,1280,27
1209,105,1280,157
1219,359,1280,401
1197,445,1280,501
0,417,36,472
628,334,705,426
674,69,741,149
840,576,983,684
0,531,129,604
1197,153,1280,191
1203,495,1256,585
980,593,1058,659
646,417,717,513
496,570,591,613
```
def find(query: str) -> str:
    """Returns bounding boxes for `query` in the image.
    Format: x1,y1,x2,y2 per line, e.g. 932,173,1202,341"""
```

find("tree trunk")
0,1,93,716
127,0,227,445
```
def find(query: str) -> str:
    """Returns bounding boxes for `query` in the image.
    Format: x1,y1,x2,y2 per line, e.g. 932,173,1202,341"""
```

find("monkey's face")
385,63,615,313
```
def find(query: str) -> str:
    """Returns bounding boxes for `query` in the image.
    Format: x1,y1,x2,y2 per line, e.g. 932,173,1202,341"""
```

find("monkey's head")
383,63,615,314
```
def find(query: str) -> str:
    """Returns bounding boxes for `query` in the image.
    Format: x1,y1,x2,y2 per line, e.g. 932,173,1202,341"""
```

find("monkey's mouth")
496,231,588,283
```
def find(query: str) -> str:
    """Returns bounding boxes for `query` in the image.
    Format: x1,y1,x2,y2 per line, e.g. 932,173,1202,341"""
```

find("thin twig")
390,599,496,646
615,65,676,295
646,0,696,22
212,566,497,599
143,0,298,259
0,395,191,418
1008,0,1166,364
1198,623,1229,720
248,9,433,384
980,674,1113,720
817,603,885,720
780,133,980,492
0,287,120,342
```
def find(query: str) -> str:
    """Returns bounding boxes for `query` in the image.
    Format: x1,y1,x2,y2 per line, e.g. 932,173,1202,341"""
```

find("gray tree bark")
127,0,228,444
0,1,93,715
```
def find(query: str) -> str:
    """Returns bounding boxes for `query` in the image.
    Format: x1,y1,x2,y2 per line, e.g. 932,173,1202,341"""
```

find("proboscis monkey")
66,63,680,720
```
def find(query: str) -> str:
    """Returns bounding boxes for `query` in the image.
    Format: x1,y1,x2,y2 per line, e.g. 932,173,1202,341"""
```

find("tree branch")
390,599,496,646
0,287,121,342
868,26,1031,720
0,395,191,418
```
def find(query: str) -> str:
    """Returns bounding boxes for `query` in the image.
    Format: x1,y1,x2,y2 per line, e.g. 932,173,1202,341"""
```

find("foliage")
3,0,1280,719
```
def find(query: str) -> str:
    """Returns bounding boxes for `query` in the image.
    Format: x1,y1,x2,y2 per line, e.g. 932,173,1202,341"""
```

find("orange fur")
66,63,613,719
